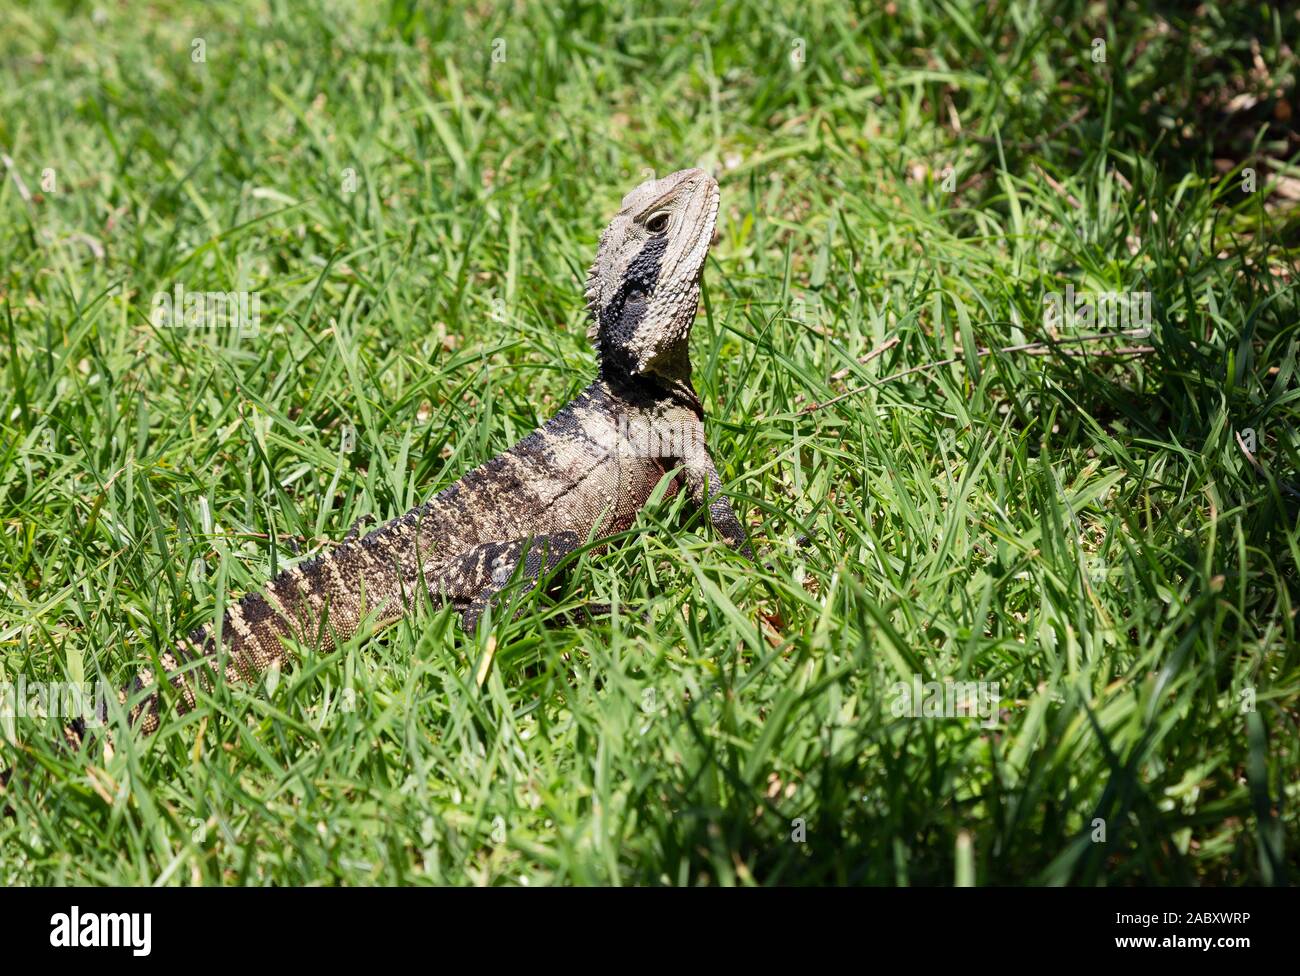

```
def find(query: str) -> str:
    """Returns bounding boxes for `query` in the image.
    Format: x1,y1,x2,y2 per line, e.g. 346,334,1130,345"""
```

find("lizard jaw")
613,171,720,380
587,168,720,381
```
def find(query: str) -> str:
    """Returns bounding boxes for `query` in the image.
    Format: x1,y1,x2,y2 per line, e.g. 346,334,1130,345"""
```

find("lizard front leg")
424,532,582,630
682,448,753,557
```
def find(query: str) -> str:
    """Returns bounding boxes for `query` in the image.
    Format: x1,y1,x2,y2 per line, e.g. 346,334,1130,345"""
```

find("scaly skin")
3,168,749,776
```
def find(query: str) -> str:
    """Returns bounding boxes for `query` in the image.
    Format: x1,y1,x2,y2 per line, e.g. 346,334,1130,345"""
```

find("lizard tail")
4,507,444,804
5,538,403,792
112,542,387,737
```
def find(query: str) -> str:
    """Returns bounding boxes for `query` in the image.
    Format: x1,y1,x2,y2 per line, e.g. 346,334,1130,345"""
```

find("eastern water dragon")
2,167,750,783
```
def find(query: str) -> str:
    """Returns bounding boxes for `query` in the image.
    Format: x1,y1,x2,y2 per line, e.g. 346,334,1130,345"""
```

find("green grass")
1,0,1298,885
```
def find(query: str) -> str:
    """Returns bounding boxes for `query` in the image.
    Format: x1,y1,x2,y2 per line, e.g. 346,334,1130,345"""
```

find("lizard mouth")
673,177,720,283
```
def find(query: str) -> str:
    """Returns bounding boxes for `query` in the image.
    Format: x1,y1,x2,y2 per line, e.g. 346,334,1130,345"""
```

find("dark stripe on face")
598,235,666,368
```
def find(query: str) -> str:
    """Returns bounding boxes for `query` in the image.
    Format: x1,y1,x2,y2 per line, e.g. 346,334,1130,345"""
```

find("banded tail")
81,512,428,740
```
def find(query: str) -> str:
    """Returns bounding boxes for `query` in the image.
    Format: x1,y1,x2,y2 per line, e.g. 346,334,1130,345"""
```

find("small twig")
860,335,901,362
1016,344,1153,357
831,335,901,381
998,327,1152,352
967,107,1089,153
1235,429,1265,476
803,329,1155,415
1236,429,1300,500
1,151,32,203
1033,164,1081,209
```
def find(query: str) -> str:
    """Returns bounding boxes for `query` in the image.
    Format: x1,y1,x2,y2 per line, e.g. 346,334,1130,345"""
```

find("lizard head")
585,167,720,382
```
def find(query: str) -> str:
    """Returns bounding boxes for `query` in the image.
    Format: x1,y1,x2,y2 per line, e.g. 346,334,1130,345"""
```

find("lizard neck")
599,363,702,419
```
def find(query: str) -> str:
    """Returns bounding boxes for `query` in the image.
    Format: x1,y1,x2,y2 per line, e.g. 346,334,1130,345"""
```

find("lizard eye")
645,211,671,234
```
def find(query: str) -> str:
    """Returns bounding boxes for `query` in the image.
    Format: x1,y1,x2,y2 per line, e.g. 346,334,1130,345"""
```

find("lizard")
3,166,749,778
